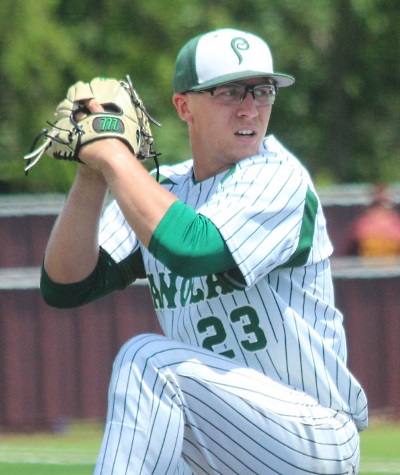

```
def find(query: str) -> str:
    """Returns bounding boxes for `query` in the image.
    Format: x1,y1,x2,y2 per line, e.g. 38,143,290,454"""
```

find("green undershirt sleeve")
41,200,244,308
148,200,238,278
40,247,145,309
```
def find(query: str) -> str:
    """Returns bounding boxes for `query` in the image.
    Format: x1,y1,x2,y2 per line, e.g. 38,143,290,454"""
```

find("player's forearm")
99,148,178,247
96,153,239,278
74,98,177,247
44,169,109,283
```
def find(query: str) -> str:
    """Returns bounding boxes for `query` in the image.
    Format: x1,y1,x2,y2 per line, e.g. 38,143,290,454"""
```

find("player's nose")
236,92,259,117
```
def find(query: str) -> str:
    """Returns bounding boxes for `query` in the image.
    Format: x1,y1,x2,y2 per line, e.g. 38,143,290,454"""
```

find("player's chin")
234,135,261,156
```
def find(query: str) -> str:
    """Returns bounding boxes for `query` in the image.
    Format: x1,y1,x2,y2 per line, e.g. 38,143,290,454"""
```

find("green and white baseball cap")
173,28,295,93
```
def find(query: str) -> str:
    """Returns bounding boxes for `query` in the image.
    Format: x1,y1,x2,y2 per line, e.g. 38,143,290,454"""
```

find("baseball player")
41,28,368,474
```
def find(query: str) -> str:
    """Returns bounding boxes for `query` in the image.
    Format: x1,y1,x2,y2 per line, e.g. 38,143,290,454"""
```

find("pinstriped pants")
94,334,360,475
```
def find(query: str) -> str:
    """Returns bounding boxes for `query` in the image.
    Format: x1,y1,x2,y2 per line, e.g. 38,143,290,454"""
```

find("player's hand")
24,76,159,175
77,98,135,174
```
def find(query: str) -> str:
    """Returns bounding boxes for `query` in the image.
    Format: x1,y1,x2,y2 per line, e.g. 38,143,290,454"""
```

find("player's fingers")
74,99,105,122
84,98,105,114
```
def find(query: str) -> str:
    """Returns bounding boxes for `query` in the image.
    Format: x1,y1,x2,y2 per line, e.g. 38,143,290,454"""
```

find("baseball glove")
24,75,160,175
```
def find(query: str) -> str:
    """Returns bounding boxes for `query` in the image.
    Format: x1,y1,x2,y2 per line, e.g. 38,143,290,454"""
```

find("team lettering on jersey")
147,271,235,309
147,270,268,358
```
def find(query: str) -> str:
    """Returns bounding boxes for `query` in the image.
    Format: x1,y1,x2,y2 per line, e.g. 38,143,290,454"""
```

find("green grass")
360,419,400,475
0,418,399,474
0,465,93,475
0,421,101,475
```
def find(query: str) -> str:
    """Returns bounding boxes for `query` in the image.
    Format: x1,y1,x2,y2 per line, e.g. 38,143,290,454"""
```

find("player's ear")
172,93,193,123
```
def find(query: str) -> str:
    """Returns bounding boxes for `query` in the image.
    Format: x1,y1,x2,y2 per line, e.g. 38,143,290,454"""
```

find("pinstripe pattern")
95,334,359,474
98,135,367,473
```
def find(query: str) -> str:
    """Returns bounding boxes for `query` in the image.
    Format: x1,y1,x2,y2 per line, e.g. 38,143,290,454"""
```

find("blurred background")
1,0,400,192
1,0,400,435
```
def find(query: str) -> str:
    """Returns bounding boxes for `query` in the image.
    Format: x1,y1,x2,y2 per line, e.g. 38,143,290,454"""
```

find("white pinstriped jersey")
99,135,368,431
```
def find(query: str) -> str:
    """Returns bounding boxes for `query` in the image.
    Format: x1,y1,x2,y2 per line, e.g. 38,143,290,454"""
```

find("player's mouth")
235,129,256,137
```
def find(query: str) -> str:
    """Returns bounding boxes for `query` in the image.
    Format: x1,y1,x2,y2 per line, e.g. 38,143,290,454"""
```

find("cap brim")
190,70,295,90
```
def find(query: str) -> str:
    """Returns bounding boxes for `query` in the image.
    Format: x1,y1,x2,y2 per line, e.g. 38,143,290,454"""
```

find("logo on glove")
93,116,125,134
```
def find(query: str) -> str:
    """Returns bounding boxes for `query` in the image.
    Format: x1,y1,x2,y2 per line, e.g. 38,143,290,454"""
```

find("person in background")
344,184,400,258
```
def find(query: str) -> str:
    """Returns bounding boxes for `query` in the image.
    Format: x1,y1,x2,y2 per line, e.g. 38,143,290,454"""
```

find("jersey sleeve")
199,155,332,287
148,200,237,278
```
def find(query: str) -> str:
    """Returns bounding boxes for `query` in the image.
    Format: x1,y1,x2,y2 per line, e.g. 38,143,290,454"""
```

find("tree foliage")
1,0,399,193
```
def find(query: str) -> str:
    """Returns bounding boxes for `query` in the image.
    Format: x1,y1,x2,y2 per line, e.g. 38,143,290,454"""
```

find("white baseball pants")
94,333,360,475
